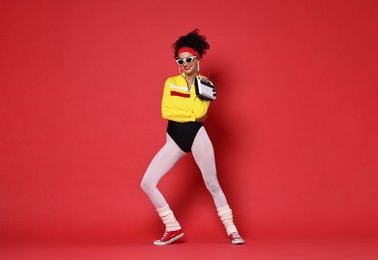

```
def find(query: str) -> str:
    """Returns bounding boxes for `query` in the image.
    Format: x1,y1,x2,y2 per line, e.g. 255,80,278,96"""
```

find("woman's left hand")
198,76,209,83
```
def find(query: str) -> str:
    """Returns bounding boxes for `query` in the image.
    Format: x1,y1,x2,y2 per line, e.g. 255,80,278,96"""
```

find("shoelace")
230,232,241,239
161,230,170,240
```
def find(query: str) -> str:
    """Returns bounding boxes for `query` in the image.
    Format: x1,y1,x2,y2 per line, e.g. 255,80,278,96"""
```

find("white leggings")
141,127,228,209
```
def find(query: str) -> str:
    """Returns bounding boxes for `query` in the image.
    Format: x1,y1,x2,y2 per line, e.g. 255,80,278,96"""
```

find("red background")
1,0,378,244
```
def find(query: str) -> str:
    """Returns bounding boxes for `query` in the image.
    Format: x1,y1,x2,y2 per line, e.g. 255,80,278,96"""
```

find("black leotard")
167,120,203,153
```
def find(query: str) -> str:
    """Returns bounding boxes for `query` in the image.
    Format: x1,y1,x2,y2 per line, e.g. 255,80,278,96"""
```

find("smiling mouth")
184,65,191,70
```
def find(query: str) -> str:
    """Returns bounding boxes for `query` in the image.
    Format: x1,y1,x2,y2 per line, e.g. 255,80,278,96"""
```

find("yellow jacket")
161,73,210,123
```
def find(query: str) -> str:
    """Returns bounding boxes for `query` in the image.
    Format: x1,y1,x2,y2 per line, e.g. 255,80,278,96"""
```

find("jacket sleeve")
192,96,210,119
161,78,196,122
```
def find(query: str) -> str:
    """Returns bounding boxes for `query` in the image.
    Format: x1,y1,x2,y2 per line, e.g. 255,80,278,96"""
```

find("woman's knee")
140,178,155,193
205,179,221,194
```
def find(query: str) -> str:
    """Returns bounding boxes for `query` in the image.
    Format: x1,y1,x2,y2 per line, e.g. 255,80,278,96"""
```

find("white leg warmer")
157,204,181,231
217,205,238,235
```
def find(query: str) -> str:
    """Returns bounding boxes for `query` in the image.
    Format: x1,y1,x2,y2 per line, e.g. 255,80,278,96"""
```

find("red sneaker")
228,232,245,245
153,229,184,246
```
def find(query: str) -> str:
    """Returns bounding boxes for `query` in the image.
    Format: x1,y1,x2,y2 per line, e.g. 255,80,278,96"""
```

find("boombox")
194,76,217,101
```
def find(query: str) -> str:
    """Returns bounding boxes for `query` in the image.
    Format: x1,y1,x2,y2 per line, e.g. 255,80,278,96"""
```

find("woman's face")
178,52,199,75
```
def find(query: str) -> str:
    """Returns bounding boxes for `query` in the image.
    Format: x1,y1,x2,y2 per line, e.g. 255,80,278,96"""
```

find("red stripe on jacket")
171,91,190,98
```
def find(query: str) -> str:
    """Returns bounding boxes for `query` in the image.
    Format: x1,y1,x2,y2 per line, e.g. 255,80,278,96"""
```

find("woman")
141,29,245,246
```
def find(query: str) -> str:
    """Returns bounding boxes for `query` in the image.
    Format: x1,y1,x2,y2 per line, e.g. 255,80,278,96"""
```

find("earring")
197,62,200,72
178,66,183,74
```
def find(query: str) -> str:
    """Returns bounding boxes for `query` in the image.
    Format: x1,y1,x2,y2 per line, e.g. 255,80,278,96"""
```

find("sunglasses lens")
186,57,193,63
177,59,184,65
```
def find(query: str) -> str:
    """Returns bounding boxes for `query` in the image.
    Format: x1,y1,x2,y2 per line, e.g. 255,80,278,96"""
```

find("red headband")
177,47,200,60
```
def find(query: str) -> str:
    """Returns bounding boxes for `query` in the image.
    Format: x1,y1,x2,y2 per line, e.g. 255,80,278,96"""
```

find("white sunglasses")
176,56,197,65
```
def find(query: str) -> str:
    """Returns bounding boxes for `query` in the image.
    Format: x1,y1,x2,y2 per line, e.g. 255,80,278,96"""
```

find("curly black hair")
172,29,210,59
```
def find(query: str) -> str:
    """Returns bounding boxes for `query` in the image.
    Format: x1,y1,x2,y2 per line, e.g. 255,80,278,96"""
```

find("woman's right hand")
196,115,208,123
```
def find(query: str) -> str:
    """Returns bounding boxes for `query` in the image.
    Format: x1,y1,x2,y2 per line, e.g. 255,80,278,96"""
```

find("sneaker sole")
231,238,245,245
153,232,184,246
